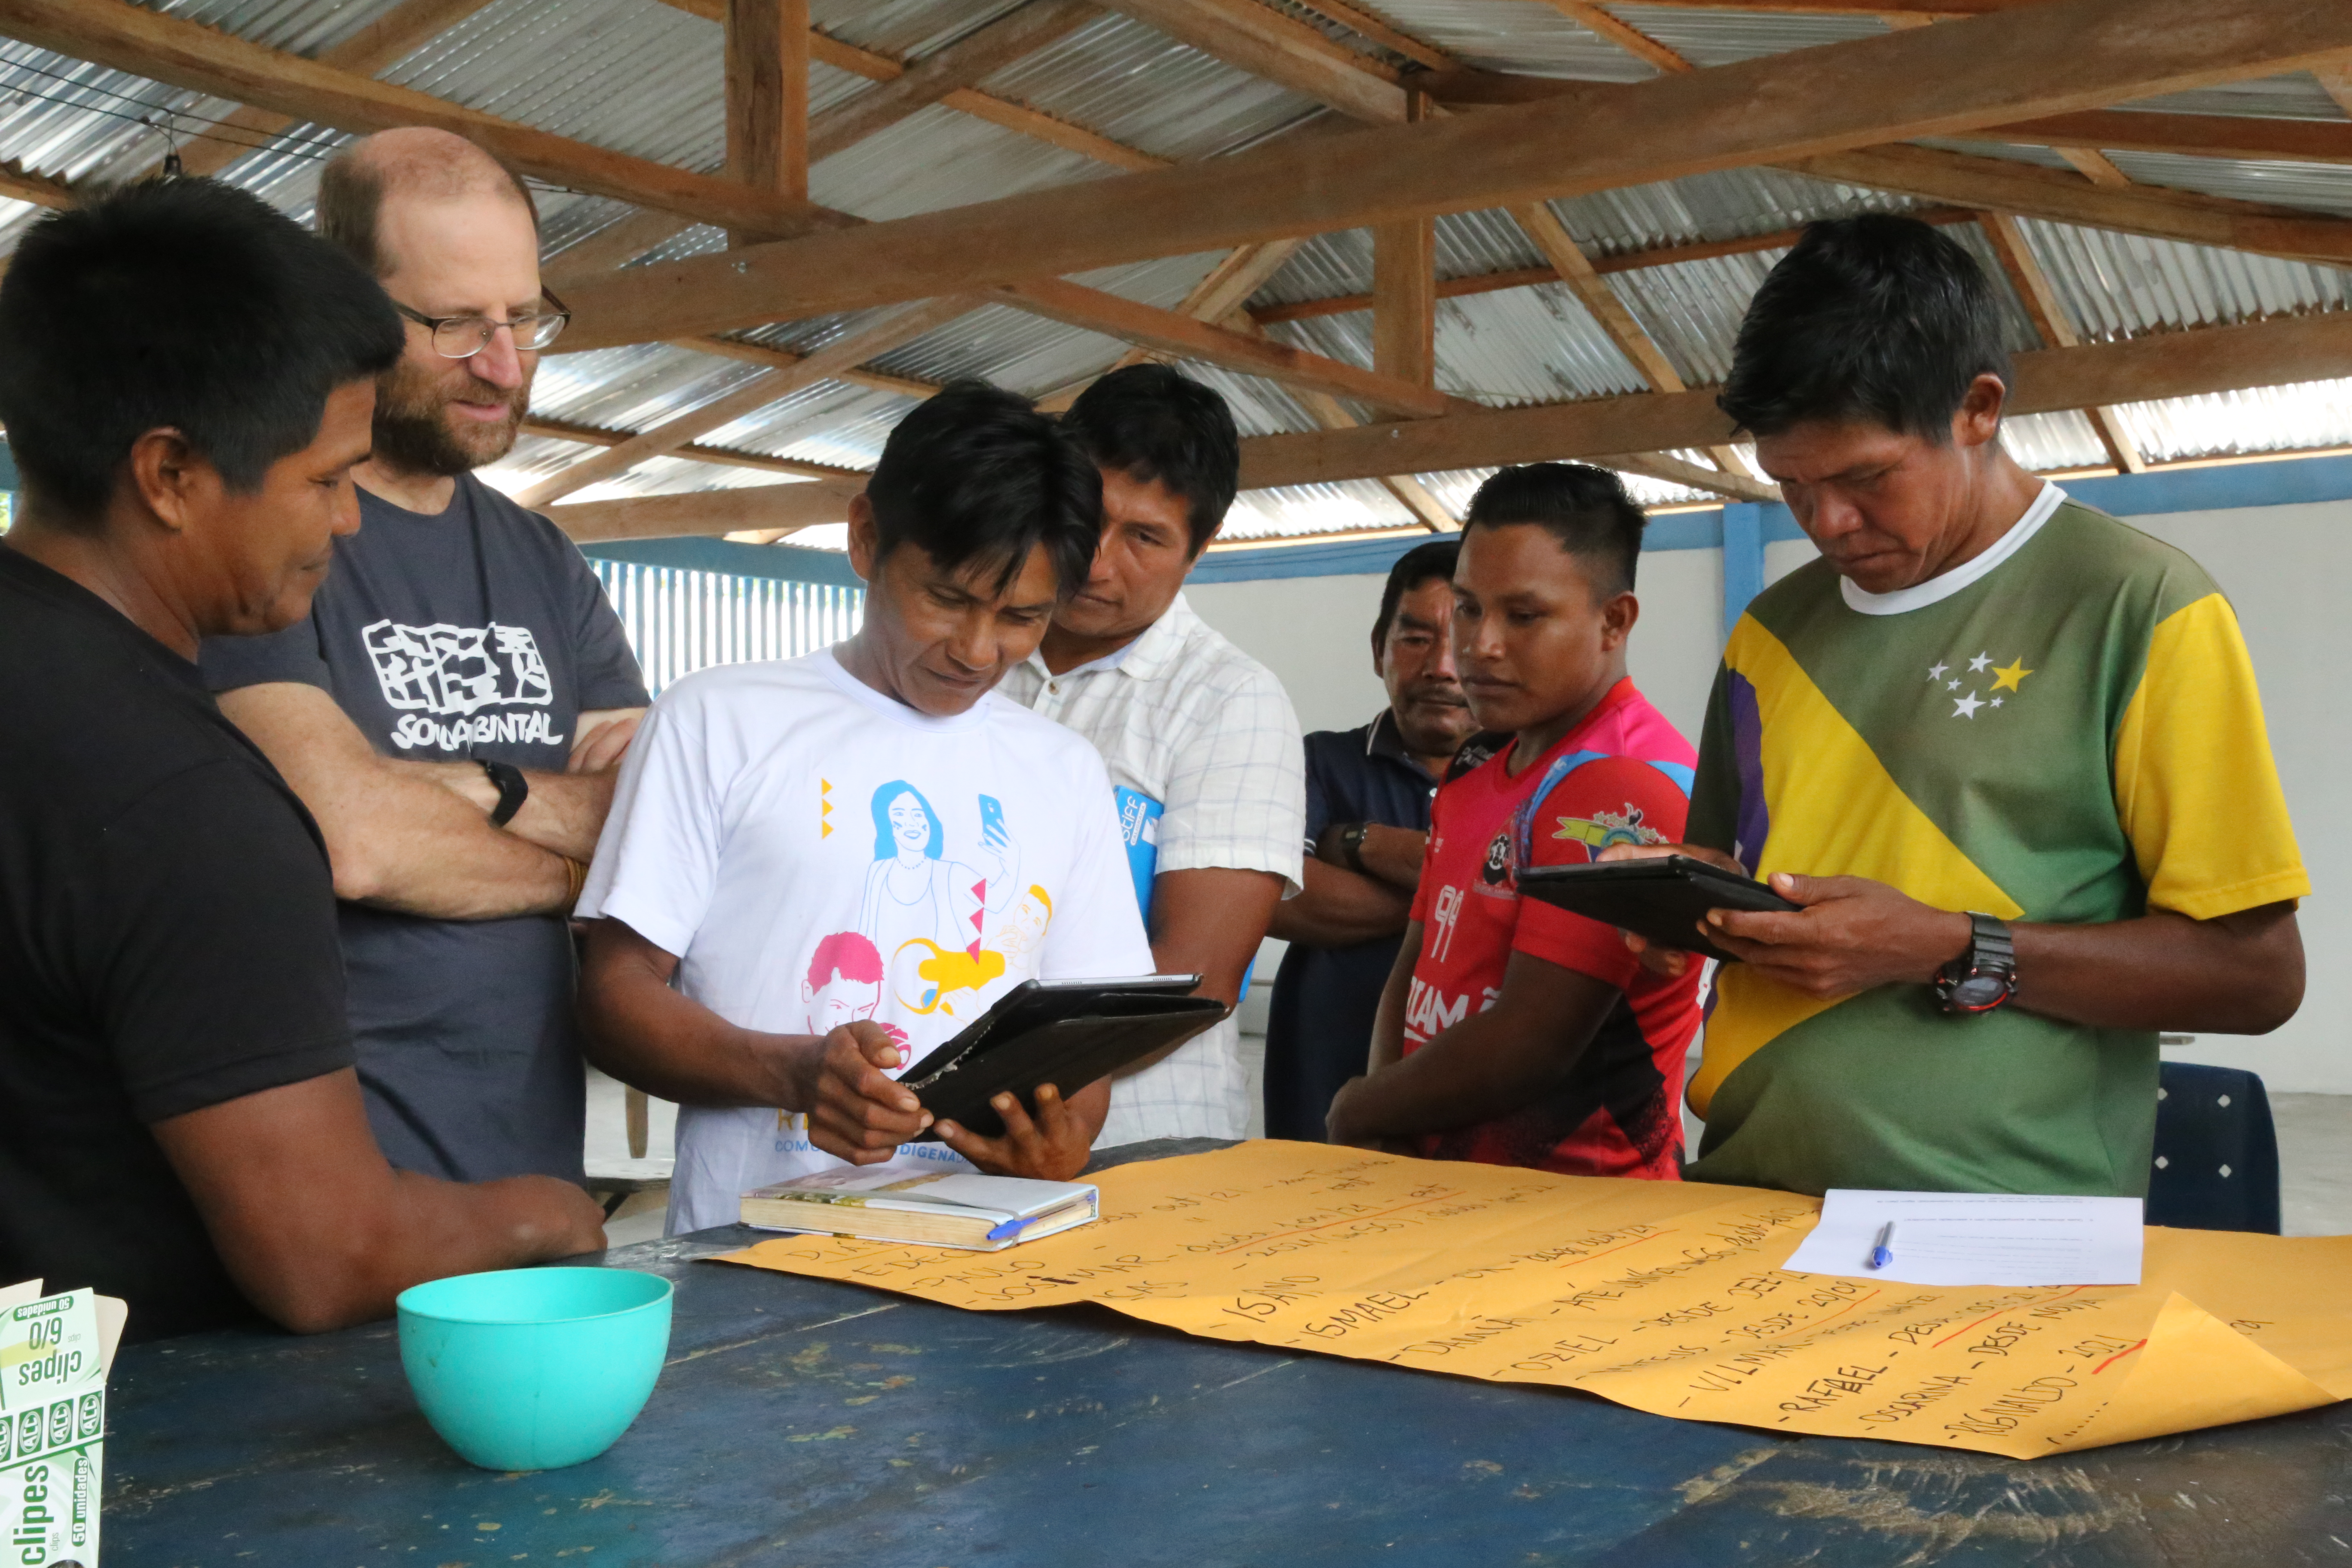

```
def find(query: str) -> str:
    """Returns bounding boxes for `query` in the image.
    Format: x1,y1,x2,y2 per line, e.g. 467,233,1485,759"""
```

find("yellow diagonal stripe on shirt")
1690,620,2023,1118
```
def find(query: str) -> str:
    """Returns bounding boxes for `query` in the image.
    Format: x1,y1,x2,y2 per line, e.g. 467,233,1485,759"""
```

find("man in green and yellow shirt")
1619,214,2307,1198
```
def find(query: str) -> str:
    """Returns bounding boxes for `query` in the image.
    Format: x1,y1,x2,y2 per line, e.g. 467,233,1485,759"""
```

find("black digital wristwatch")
478,759,530,828
1934,911,2016,1015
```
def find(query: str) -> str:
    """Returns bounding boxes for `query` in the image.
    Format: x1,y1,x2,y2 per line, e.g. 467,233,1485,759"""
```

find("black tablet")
1516,856,1797,965
898,976,1228,1139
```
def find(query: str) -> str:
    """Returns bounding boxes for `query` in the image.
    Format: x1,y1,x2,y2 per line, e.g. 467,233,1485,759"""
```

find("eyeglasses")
393,286,572,358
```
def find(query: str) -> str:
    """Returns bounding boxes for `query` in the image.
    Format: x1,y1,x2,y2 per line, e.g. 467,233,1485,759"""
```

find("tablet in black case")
1516,856,1797,965
899,976,1228,1139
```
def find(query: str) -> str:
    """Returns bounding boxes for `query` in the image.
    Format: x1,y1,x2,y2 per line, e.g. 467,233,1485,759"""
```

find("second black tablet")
1516,856,1797,964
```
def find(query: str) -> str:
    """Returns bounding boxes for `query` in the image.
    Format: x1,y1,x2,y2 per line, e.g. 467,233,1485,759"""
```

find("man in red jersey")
1327,465,1703,1177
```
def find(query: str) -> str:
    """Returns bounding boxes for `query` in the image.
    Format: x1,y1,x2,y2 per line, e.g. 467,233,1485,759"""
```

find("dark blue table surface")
102,1143,2352,1566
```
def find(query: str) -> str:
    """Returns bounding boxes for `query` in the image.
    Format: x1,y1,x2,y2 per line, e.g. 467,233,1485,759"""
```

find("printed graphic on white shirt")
363,618,565,752
574,651,1154,1233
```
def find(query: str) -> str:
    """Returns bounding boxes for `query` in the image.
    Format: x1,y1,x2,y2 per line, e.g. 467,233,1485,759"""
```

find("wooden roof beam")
805,0,1100,165
552,0,2352,346
514,294,979,506
724,0,810,227
0,0,844,239
1976,211,2144,473
1094,0,1406,122
1238,307,2352,490
652,0,1168,173
548,479,857,545
1981,109,2352,168
1789,143,2352,263
995,276,1455,419
1249,208,1982,325
0,157,73,210
141,0,505,181
518,416,868,483
1034,238,1308,411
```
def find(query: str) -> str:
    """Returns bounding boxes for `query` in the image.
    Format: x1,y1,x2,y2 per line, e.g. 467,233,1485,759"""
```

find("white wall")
1188,499,2351,1093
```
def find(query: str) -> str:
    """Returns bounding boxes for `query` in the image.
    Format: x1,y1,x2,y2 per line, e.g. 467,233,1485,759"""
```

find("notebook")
741,1160,1099,1250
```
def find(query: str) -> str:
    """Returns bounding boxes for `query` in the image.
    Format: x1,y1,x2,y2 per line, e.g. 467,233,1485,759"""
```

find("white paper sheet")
1781,1189,2145,1286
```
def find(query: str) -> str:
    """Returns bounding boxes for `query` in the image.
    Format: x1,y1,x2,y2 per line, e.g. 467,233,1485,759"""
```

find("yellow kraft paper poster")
717,1141,2352,1461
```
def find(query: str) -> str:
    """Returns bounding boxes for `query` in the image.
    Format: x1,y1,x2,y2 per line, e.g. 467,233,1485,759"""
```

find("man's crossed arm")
219,683,642,920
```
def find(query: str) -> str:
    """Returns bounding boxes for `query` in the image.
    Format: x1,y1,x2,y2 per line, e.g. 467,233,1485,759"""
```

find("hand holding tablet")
1517,852,1798,964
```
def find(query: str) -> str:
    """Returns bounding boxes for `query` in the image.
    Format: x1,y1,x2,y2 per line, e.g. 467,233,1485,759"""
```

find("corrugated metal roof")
3,0,2347,547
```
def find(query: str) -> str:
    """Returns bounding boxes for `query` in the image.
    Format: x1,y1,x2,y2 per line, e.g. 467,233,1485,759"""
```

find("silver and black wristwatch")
1933,911,2016,1015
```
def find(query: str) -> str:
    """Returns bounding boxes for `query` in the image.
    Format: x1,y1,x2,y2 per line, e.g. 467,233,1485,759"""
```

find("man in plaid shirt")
1001,366,1305,1145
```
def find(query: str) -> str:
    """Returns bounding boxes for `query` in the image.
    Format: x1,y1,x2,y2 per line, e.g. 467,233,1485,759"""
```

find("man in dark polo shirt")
1264,541,1480,1140
202,129,649,1185
0,179,603,1341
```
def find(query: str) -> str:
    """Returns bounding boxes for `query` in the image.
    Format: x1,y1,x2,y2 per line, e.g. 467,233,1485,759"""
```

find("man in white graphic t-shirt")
577,383,1158,1234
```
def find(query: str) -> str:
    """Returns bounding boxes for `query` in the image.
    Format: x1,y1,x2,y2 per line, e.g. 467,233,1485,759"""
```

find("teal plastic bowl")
396,1268,673,1472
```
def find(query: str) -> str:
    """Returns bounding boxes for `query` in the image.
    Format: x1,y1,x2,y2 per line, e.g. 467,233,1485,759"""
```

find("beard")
370,353,532,477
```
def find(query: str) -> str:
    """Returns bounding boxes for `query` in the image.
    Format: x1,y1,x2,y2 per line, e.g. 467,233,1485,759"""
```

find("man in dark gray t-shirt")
203,472,646,1181
200,128,648,1184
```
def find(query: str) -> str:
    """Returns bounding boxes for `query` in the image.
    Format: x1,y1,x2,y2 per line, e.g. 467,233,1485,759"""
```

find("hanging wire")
139,112,180,177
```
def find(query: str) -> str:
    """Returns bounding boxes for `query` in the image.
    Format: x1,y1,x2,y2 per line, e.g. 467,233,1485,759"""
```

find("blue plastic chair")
2145,1062,2281,1234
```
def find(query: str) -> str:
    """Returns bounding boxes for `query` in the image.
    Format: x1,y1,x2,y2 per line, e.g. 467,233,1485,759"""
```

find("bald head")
318,129,537,279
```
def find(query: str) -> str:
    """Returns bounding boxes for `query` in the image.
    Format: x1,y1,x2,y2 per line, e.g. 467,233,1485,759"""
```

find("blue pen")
1868,1221,1898,1270
986,1213,1041,1242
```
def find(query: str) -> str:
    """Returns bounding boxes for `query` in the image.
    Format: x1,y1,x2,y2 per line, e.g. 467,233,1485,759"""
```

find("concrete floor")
586,1060,2352,1242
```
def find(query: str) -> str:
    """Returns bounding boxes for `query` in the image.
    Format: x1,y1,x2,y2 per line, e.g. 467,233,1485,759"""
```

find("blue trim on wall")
580,536,864,588
1186,451,2352,582
1721,503,1764,637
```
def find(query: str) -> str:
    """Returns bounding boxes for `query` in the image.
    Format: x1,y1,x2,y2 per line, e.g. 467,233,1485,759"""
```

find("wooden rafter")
674,336,940,402
1599,451,1779,503
1239,308,2352,490
995,276,1454,419
514,295,981,506
2049,146,2132,188
805,0,1099,165
1976,211,2144,473
147,0,503,181
1566,0,2027,12
724,0,810,223
1372,90,1437,390
1034,239,1308,410
1094,0,1407,122
518,416,867,483
1250,208,1983,324
1509,200,1750,478
13,0,1436,456
1286,0,1452,72
1788,144,2352,264
1981,109,2352,168
548,0,2352,347
0,157,72,209
1283,390,1455,531
1537,1,1697,76
651,0,1168,173
0,0,846,239
548,479,858,545
2313,62,2352,119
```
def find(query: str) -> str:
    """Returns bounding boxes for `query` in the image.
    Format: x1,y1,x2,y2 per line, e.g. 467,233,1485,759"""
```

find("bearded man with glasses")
201,128,649,1190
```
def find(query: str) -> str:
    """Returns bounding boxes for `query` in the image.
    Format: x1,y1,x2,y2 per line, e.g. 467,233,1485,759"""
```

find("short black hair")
1061,363,1239,556
1373,538,1460,654
0,177,402,529
1463,463,1646,597
866,379,1102,597
1719,214,2011,442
